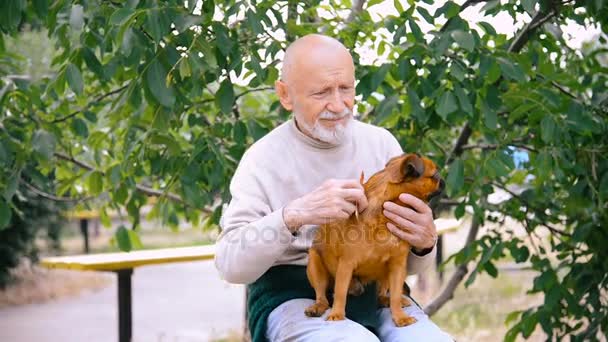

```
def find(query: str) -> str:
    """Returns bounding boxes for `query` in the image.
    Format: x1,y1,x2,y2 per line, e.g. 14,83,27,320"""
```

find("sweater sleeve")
214,152,294,284
381,128,437,275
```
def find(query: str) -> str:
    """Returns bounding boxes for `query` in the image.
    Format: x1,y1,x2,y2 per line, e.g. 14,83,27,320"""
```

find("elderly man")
215,34,452,342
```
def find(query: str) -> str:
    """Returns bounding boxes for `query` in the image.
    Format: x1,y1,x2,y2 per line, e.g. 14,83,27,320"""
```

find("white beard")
296,108,354,145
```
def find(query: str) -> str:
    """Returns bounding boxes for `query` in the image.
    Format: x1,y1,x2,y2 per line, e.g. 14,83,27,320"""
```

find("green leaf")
417,7,434,24
213,23,233,56
451,30,475,52
0,0,25,32
88,171,103,195
216,79,235,114
446,158,464,196
146,58,175,108
32,0,48,18
477,22,497,36
115,225,132,252
497,58,526,82
454,84,473,114
484,261,498,277
481,0,500,13
371,64,390,90
394,0,405,14
436,91,458,119
144,8,171,44
71,118,89,138
408,19,424,41
246,9,264,35
66,63,84,96
367,0,384,7
374,95,399,124
505,310,523,325
114,184,128,204
521,0,536,13
202,0,215,22
109,8,134,25
482,100,497,130
407,87,426,123
32,129,56,160
82,48,105,80
450,62,466,82
435,1,460,19
128,230,143,249
540,116,556,143
0,198,11,230
179,59,191,78
4,173,18,201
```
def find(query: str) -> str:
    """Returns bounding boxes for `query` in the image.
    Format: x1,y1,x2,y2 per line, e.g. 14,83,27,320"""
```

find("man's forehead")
281,34,354,83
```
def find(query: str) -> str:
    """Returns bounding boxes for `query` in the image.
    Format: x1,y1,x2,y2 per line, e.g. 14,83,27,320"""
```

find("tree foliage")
0,0,606,339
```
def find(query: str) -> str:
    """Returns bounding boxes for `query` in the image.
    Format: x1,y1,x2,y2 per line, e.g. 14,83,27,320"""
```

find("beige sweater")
215,118,436,284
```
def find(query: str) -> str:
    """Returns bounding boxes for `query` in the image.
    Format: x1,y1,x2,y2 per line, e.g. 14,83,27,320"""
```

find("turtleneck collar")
289,117,346,150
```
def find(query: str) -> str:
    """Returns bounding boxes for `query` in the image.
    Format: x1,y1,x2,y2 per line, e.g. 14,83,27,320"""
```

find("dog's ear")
405,154,424,178
387,154,424,183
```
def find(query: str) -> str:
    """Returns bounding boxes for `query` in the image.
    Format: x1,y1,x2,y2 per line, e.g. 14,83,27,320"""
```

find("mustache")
318,108,352,120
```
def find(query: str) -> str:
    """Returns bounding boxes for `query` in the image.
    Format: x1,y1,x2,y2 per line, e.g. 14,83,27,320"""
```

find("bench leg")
117,269,133,342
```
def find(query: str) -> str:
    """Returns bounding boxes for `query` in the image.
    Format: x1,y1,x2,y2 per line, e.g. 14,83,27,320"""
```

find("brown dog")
304,153,444,327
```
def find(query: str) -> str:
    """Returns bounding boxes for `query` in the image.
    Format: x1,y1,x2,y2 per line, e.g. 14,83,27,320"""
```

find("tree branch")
346,0,366,23
51,85,129,124
445,123,473,165
21,179,95,203
424,214,481,316
235,87,274,100
508,9,557,53
53,152,212,214
461,143,538,153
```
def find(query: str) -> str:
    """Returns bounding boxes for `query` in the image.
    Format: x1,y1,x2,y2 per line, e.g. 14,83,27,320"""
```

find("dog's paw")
326,310,346,321
392,313,417,327
304,302,329,317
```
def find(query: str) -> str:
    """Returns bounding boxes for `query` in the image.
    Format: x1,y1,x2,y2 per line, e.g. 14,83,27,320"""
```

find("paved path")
0,261,245,342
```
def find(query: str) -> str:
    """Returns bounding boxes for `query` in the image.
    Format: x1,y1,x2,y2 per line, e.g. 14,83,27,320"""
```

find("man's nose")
326,90,347,113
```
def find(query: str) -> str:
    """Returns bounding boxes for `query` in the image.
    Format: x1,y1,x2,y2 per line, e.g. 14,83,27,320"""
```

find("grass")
431,269,545,341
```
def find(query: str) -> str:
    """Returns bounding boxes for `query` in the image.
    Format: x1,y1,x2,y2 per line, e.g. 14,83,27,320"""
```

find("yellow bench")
41,245,216,342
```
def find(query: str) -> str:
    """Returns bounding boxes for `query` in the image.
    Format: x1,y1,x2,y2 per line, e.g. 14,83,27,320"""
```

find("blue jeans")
266,297,453,341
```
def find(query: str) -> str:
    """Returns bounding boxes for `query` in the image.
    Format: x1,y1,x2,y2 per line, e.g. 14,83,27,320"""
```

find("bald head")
281,34,354,84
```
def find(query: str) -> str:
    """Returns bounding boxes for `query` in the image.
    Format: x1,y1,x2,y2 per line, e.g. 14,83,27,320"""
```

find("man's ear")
387,154,424,183
275,80,293,111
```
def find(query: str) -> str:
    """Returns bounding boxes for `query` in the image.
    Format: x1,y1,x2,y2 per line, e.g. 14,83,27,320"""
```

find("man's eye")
314,90,327,96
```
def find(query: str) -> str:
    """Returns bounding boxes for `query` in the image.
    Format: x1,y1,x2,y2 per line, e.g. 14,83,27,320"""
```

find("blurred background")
0,0,606,341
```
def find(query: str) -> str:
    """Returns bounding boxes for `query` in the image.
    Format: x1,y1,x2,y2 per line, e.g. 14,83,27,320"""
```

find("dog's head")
368,153,444,204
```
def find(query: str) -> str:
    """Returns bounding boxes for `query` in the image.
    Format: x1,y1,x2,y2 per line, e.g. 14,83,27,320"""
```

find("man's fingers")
383,202,420,222
387,222,415,242
339,188,368,211
338,178,365,190
398,193,431,214
340,201,357,216
383,210,421,232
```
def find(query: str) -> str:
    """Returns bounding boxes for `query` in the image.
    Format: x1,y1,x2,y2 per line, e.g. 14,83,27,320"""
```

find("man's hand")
383,193,437,252
283,179,368,231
